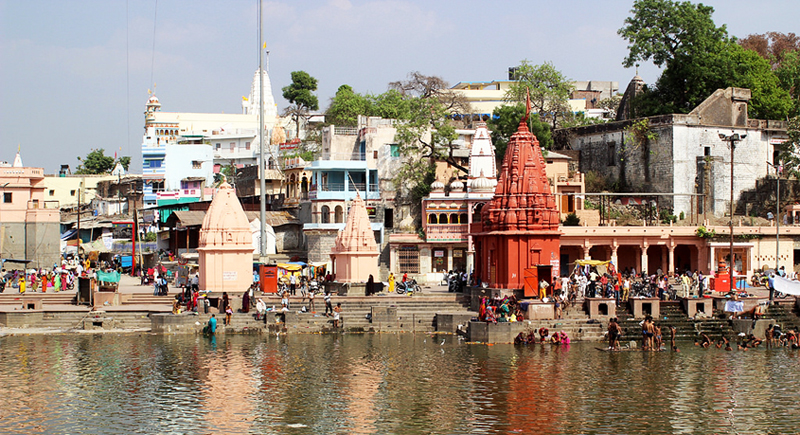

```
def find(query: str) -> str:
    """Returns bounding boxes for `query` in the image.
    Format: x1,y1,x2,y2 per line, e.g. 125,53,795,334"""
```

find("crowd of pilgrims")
0,255,112,293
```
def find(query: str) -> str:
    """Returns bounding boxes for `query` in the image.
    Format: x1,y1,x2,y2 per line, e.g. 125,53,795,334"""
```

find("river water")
0,332,798,434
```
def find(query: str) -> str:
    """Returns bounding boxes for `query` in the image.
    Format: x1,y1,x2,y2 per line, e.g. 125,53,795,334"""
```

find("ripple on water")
1,334,800,434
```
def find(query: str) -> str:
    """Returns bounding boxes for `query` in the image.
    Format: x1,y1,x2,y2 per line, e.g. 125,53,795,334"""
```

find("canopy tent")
96,270,121,283
574,259,611,267
277,263,303,272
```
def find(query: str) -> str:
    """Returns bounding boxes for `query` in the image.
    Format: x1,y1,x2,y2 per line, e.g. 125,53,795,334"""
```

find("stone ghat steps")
765,304,800,332
614,304,735,341
0,292,77,305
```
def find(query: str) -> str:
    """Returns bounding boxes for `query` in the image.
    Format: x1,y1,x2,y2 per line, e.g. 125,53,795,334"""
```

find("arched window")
321,205,330,224
473,203,484,222
334,205,344,223
428,214,438,225
439,213,448,224
301,176,309,199
460,213,468,224
449,213,458,225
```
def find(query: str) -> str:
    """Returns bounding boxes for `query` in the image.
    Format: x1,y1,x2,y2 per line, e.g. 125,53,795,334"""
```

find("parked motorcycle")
395,278,421,295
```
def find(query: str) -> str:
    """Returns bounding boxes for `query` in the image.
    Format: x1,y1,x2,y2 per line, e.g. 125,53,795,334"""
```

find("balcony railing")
320,152,366,161
426,224,469,241
28,200,60,209
315,182,378,193
334,127,358,135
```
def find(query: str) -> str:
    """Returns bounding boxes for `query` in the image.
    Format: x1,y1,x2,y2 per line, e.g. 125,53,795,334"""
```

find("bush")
562,213,581,226
144,232,157,242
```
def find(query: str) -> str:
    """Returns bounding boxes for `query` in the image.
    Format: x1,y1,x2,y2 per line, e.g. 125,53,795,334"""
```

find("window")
149,160,162,168
2,192,11,203
390,144,400,158
192,161,202,169
704,146,711,156
215,143,221,150
245,141,251,150
49,190,55,196
373,150,378,159
70,190,76,196
398,246,420,274
230,142,235,151
607,142,616,166
385,208,394,228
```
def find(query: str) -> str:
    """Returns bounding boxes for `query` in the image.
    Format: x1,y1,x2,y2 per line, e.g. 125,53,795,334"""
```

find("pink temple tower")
198,182,254,292
330,193,379,283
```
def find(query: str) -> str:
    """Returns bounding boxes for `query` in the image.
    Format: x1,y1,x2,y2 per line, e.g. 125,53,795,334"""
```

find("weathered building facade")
559,87,788,218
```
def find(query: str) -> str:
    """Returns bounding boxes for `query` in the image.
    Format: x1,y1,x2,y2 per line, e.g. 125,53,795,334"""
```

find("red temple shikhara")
473,105,561,296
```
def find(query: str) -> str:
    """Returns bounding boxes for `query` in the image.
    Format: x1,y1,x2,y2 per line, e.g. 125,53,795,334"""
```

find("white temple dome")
431,180,445,191
449,180,464,191
471,171,494,192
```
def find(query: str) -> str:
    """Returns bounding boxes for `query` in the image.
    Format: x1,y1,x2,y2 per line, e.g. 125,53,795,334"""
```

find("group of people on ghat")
0,255,119,294
478,294,525,323
565,263,719,304
514,328,571,345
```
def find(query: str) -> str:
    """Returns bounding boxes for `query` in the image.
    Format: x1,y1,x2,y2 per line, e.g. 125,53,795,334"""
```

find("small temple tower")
473,100,561,296
198,182,254,292
330,193,379,283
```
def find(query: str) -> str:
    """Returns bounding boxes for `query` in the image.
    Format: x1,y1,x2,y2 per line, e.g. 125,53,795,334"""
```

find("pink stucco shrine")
330,193,379,283
198,182,254,293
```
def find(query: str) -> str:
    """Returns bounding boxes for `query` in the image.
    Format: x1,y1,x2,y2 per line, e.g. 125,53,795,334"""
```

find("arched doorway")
321,205,330,224
334,205,344,223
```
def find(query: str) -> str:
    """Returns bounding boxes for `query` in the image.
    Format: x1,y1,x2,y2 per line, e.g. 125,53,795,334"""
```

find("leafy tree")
389,72,470,215
505,60,574,129
739,32,800,69
325,84,370,127
618,0,727,68
776,50,800,115
118,156,131,171
619,0,792,120
281,71,319,139
76,149,115,174
324,86,412,127
488,103,552,163
777,116,800,178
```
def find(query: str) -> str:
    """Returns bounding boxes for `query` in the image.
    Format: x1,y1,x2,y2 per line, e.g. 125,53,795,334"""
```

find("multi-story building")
558,85,789,218
141,68,282,208
0,152,60,268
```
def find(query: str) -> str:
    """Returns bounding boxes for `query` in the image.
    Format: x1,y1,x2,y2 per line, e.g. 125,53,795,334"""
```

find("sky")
1,0,799,174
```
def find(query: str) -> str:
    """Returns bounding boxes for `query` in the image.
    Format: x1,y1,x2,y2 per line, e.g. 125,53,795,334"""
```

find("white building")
141,68,282,207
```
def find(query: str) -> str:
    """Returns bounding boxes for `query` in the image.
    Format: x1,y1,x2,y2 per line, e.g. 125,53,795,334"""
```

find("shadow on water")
0,333,799,434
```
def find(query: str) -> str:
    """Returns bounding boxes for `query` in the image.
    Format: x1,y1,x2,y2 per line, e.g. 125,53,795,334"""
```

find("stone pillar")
447,247,453,273
583,244,591,260
709,246,716,273
668,245,675,276
641,242,649,276
610,240,619,268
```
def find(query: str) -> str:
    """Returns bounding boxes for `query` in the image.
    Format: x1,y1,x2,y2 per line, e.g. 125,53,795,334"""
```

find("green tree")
488,103,552,163
620,0,792,120
118,156,131,171
389,72,469,217
776,50,800,115
282,70,319,138
777,116,800,178
505,60,574,129
619,0,727,69
325,84,370,127
76,149,115,174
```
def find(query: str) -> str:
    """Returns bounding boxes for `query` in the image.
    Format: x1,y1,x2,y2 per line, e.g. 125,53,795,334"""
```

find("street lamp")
766,159,783,300
719,132,746,294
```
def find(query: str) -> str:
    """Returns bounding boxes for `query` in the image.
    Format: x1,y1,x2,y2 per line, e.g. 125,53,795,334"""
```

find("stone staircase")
614,301,735,342
258,293,472,333
765,302,800,332
0,291,77,308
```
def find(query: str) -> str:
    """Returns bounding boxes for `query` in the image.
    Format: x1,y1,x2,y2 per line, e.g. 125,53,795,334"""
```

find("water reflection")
1,333,800,434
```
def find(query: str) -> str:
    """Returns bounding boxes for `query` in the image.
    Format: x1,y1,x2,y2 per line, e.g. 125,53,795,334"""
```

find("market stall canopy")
574,260,610,267
277,263,304,271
